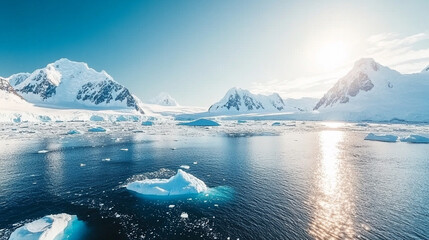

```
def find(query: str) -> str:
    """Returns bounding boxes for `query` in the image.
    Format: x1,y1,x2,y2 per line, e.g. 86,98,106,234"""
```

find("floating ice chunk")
180,212,188,219
400,135,429,144
237,120,247,123
90,115,104,122
272,122,281,126
364,133,398,142
178,119,220,127
9,213,83,240
355,123,369,127
168,205,175,208
88,127,106,132
180,165,190,170
193,162,198,165
80,163,86,167
171,147,177,150
38,150,49,154
126,169,208,196
102,158,111,162
67,130,80,135
141,121,154,126
120,148,128,151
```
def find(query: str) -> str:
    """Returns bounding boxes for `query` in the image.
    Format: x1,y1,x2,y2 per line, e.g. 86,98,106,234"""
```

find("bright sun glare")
316,41,348,71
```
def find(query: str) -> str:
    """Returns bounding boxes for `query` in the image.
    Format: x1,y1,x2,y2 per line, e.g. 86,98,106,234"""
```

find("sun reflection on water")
309,130,356,239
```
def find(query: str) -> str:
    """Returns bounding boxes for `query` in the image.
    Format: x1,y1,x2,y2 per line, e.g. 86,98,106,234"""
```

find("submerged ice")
9,213,84,240
126,169,208,196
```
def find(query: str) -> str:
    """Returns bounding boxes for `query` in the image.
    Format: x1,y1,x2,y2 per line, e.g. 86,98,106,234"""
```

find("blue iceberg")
178,119,220,127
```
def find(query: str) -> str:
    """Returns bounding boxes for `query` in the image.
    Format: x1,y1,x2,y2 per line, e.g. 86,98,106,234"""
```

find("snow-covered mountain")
0,77,24,101
314,58,429,121
9,58,144,113
150,92,179,106
208,88,291,113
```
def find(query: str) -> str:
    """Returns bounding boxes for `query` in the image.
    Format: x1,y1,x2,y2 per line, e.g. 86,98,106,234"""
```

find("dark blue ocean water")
1,131,429,239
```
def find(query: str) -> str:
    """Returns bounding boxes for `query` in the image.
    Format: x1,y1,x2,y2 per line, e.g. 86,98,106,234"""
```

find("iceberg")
177,119,220,126
9,213,85,240
67,130,80,135
88,127,106,132
364,133,398,142
400,135,429,144
90,115,104,122
126,169,208,196
141,121,154,126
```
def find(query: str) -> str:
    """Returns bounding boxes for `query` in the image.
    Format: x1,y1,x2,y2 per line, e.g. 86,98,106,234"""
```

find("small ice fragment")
272,122,281,126
88,126,106,132
38,150,49,154
177,119,220,126
193,161,198,165
120,148,128,151
80,163,86,167
168,205,175,208
102,158,111,161
180,165,190,169
214,204,219,207
180,212,188,219
115,213,121,218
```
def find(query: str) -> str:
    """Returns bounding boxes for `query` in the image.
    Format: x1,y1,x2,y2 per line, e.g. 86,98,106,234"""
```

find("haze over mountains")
1,58,429,122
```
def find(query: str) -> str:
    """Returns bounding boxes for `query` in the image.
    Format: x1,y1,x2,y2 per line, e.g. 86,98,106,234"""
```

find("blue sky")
1,0,429,106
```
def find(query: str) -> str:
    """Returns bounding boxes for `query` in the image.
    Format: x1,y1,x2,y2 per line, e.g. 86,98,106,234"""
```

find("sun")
316,41,348,71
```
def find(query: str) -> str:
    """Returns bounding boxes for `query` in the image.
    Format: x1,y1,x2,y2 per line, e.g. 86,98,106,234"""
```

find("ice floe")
9,213,84,240
180,212,189,219
126,169,208,196
66,130,80,135
180,165,190,170
400,134,429,144
88,127,106,132
90,115,104,122
177,119,220,126
141,121,154,126
364,133,398,142
37,150,49,154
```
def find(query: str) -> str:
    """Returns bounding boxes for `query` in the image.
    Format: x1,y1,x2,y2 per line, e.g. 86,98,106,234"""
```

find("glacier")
126,169,208,196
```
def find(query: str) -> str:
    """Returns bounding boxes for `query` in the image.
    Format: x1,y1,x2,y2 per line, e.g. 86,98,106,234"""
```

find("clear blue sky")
1,0,428,106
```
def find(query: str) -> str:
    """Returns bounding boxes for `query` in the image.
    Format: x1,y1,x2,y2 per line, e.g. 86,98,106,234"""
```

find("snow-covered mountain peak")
208,87,290,113
352,58,380,73
9,58,144,113
150,92,179,106
313,58,429,121
313,58,400,110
